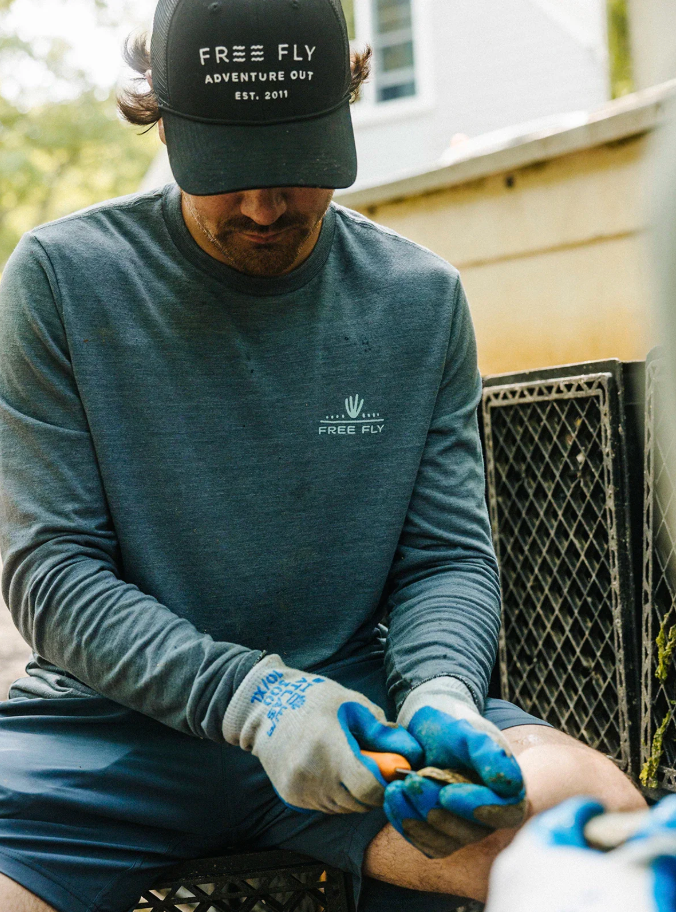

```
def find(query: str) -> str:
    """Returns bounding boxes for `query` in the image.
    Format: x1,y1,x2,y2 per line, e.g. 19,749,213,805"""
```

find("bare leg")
363,724,647,902
0,873,57,912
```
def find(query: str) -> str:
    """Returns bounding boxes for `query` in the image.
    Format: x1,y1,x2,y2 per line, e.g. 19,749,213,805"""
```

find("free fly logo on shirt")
318,395,385,436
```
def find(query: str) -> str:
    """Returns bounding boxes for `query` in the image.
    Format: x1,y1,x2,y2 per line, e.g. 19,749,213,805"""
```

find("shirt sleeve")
0,234,260,741
384,274,501,713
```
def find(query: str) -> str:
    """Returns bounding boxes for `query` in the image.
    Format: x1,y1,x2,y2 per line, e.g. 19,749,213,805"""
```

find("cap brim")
162,98,357,195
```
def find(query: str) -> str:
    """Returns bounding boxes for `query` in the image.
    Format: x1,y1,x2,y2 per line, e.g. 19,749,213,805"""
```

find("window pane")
374,0,412,34
378,81,416,102
379,40,414,73
373,0,416,103
341,0,356,40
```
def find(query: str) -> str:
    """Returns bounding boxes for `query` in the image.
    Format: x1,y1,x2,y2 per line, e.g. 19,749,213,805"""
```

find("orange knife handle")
361,750,411,783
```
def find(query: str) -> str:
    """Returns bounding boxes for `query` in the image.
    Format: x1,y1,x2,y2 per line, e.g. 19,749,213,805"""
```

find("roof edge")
337,79,676,209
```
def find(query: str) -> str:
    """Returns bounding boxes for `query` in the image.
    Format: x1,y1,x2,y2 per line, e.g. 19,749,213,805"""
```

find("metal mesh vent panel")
641,358,676,791
483,372,631,769
135,854,352,912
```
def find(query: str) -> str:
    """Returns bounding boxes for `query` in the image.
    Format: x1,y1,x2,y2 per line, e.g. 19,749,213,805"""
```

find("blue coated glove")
223,655,423,814
620,796,676,912
486,796,676,912
384,679,527,857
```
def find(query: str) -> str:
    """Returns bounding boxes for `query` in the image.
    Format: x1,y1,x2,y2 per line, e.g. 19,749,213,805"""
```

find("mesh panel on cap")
327,0,350,65
151,0,183,104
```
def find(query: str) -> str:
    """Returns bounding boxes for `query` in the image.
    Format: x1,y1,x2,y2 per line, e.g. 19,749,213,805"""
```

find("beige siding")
465,234,651,373
350,132,655,374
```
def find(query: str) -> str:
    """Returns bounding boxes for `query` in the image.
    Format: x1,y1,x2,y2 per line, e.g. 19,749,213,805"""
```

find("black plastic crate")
482,361,639,774
641,353,676,792
135,850,354,912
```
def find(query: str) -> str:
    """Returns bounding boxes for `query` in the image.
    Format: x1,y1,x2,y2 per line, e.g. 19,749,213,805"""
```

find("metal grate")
641,355,676,792
483,362,638,773
135,851,353,912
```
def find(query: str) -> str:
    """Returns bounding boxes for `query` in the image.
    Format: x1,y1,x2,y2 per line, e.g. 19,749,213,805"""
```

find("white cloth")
486,803,676,912
487,840,658,912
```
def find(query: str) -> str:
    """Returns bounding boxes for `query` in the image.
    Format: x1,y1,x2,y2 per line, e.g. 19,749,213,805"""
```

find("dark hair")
118,31,372,127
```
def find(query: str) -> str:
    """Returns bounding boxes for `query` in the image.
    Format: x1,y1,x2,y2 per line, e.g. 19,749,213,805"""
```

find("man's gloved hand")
384,678,527,858
485,796,676,912
222,655,423,814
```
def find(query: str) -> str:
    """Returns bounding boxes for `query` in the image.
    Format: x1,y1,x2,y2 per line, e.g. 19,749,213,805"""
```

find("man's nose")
239,189,287,226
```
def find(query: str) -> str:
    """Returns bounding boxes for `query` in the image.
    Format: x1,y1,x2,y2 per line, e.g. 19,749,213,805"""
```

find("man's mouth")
239,227,294,245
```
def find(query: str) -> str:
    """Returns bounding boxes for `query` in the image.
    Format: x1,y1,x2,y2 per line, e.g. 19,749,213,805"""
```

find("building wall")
627,0,676,91
350,0,610,188
346,131,654,375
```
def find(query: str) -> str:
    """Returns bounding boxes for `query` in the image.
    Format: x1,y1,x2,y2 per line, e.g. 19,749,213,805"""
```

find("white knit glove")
222,655,423,814
398,676,480,726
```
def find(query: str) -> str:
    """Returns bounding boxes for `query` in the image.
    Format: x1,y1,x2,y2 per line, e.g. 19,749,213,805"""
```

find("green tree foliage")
0,1,158,269
341,0,355,41
607,0,634,99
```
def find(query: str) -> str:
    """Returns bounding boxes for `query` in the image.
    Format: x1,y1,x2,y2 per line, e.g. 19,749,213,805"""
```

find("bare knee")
504,725,647,817
0,873,57,912
363,724,646,902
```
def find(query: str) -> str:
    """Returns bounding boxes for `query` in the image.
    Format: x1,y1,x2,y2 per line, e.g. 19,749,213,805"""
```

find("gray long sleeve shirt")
0,185,501,741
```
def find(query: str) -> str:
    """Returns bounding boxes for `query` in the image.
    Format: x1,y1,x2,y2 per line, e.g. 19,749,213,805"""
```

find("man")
0,1,644,910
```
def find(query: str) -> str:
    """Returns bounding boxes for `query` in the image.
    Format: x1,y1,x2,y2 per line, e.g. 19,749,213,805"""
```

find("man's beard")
186,200,330,277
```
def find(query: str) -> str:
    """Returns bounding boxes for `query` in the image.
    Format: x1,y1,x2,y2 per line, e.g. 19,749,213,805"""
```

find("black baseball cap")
150,0,358,195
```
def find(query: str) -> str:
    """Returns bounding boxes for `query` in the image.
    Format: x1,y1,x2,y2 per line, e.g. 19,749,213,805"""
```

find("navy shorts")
0,647,549,912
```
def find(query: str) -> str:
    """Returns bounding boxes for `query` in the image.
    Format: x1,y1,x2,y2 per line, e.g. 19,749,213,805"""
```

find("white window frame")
349,0,435,126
